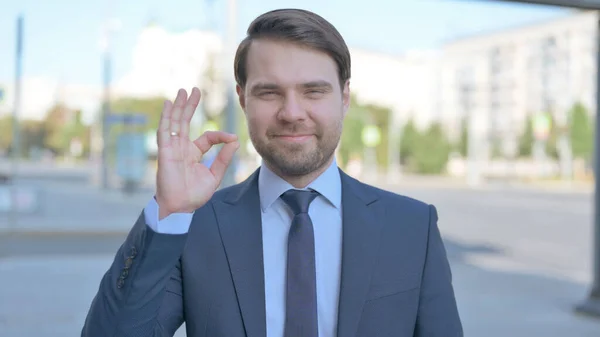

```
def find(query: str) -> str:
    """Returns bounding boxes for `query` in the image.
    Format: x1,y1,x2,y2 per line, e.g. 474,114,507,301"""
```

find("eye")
258,91,278,99
306,90,326,99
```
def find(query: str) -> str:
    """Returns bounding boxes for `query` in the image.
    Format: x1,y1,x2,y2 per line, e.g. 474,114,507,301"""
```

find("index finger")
193,131,238,154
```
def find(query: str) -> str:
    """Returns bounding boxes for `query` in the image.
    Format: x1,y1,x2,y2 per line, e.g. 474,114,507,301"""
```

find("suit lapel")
336,171,383,337
213,169,266,337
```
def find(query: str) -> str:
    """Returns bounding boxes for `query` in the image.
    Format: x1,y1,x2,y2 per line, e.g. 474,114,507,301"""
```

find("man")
81,8,462,337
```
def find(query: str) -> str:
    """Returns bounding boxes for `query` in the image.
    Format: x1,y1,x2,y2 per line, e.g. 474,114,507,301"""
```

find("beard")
250,121,341,177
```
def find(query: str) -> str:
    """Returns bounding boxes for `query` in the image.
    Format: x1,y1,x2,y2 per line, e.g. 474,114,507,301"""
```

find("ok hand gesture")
155,87,239,219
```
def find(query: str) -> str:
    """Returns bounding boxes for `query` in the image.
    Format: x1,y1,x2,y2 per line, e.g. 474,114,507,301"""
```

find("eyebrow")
300,80,333,90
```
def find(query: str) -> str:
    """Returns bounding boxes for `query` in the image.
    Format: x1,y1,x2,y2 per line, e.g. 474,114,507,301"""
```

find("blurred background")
1,0,600,336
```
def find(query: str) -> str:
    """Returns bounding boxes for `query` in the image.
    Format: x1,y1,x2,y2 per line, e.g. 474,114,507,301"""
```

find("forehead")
245,39,339,88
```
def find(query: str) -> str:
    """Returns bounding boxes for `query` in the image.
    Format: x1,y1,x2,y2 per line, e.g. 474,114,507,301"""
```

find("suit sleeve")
414,204,463,337
81,205,189,337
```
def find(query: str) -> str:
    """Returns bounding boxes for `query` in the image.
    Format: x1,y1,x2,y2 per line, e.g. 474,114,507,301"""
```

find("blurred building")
350,48,441,131
116,25,443,134
440,10,598,156
2,9,598,152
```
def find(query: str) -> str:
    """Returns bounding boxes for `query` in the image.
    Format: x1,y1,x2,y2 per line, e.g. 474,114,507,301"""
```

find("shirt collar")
258,158,342,212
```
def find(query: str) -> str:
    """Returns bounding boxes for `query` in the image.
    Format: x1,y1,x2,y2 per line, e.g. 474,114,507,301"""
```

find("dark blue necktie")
280,189,320,337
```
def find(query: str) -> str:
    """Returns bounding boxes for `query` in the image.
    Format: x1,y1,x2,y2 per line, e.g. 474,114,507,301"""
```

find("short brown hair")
234,8,351,89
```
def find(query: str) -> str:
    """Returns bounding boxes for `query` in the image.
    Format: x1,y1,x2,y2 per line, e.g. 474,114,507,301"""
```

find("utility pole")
99,18,120,190
100,30,111,190
221,0,238,188
575,11,600,318
9,14,24,230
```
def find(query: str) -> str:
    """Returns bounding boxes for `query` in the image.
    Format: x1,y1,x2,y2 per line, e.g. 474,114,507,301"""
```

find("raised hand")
155,87,239,219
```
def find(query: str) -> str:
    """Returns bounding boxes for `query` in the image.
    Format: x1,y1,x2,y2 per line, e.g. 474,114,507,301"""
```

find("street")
0,177,599,336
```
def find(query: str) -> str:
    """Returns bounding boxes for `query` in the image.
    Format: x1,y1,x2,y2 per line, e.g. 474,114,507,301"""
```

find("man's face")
237,39,350,177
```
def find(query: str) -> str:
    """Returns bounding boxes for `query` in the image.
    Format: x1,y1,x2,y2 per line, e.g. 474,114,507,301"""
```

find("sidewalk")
0,169,594,235
1,239,599,337
446,239,600,337
1,177,599,336
363,172,594,194
0,160,89,182
0,183,151,235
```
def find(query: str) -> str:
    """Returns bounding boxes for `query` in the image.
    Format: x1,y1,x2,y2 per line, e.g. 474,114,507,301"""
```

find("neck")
266,156,335,189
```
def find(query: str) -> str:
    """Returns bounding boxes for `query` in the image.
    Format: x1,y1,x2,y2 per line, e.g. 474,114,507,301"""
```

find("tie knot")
280,189,319,215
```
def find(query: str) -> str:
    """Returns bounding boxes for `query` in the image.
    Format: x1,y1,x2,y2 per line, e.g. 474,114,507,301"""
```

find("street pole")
101,45,111,190
575,12,600,318
100,22,114,190
9,14,24,230
221,0,238,188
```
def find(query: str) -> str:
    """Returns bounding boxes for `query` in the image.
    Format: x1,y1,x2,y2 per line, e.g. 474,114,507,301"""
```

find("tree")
366,103,391,170
490,134,503,159
410,122,452,174
20,119,46,158
43,103,73,155
569,102,593,162
456,117,468,157
0,115,50,158
0,115,13,153
399,118,419,165
62,110,91,158
233,105,250,157
518,115,534,157
544,114,559,160
338,95,366,167
110,96,167,132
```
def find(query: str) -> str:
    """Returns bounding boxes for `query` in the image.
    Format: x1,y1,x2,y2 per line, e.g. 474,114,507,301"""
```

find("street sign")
105,114,123,125
105,113,148,126
116,133,148,182
495,0,600,9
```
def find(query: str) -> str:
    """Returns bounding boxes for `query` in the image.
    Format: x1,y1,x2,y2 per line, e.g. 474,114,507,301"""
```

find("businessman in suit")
81,8,462,337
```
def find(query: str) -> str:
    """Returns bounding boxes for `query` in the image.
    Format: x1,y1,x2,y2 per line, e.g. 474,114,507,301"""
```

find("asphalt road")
1,178,599,336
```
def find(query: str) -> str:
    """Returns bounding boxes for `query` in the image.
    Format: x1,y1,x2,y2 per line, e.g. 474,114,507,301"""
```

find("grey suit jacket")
81,169,462,337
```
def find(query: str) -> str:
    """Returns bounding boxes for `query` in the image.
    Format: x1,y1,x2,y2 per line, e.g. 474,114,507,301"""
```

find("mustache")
266,124,319,137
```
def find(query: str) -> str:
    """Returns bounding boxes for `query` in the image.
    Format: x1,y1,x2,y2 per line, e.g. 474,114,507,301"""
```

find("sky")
0,0,574,88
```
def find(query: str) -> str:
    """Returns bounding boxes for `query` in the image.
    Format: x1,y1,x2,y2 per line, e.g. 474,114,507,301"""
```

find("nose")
277,92,307,122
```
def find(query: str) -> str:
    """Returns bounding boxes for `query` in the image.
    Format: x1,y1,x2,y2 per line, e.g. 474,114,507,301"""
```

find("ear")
236,84,246,113
342,80,350,117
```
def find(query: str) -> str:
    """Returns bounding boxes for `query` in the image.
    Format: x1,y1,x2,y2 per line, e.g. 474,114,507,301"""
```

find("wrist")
154,196,194,220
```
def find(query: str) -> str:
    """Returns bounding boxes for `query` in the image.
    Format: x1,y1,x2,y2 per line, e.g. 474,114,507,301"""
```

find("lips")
275,134,313,142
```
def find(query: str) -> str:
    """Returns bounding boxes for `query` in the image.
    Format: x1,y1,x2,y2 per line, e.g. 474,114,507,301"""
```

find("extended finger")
210,141,240,184
180,87,201,139
157,100,173,147
170,89,188,136
192,131,238,154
